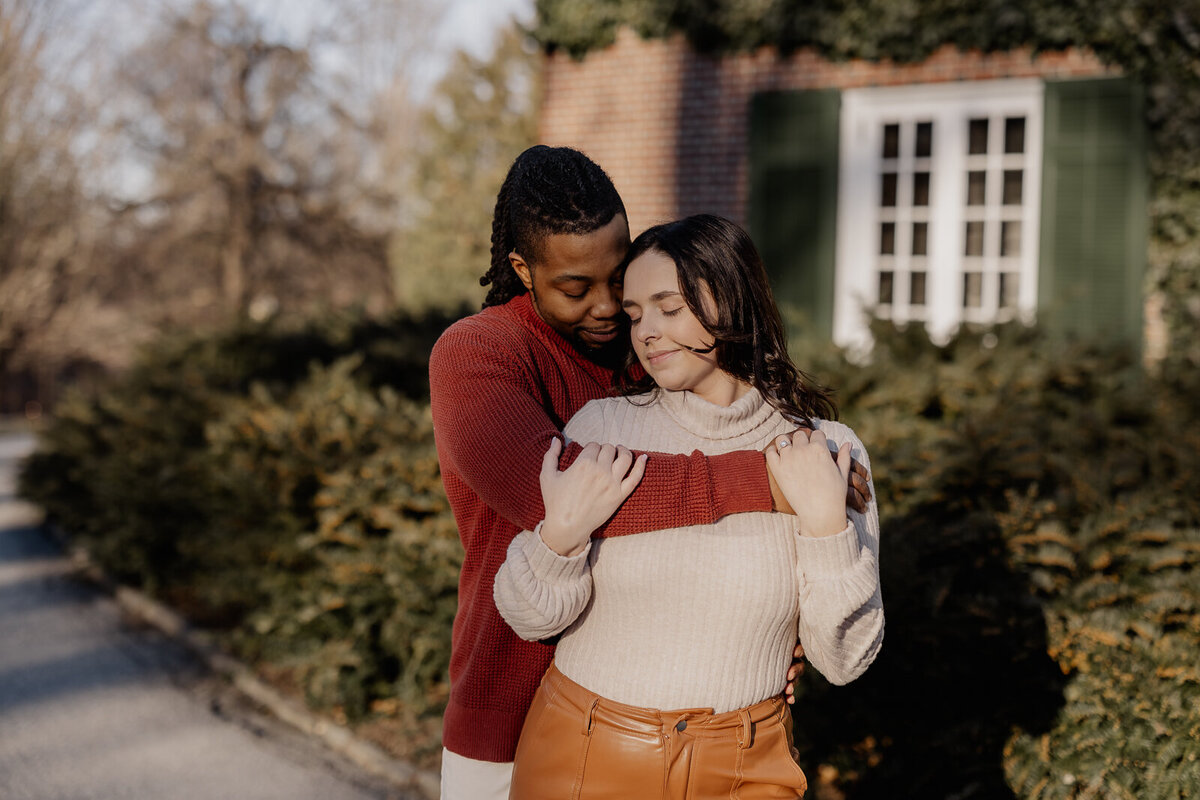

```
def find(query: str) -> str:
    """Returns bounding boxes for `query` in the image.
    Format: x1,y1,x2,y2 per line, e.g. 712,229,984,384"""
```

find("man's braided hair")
480,145,627,308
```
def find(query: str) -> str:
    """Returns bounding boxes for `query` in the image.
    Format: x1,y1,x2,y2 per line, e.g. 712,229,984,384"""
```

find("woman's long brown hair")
617,214,837,426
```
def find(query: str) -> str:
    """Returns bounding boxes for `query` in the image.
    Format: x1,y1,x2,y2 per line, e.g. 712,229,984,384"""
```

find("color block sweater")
494,387,884,712
428,294,775,762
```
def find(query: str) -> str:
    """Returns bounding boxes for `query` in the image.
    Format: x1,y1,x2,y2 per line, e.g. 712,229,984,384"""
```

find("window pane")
965,221,984,256
1003,170,1023,205
881,173,897,206
967,171,986,205
880,222,895,255
1005,117,1026,154
963,272,982,308
999,273,1019,308
879,271,894,305
910,271,927,306
1001,221,1022,256
882,124,900,159
969,118,988,154
915,121,933,157
912,222,928,256
912,172,931,206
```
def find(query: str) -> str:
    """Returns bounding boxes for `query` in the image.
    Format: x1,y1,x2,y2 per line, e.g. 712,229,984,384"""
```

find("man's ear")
509,251,535,292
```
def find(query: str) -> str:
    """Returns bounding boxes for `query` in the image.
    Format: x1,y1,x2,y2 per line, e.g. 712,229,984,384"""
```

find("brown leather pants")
510,663,807,799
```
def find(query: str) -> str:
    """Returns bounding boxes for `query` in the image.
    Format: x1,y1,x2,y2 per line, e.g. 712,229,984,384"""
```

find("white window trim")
833,79,1045,351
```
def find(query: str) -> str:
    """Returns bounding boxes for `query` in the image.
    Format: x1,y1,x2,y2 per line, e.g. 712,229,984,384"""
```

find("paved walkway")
0,431,412,799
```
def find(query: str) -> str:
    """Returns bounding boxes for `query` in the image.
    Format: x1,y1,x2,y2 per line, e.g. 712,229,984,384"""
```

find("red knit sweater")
428,293,773,762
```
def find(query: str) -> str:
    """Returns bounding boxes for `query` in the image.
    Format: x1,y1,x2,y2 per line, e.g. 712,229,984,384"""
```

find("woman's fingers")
611,445,633,479
540,437,563,479
836,442,852,482
621,453,649,494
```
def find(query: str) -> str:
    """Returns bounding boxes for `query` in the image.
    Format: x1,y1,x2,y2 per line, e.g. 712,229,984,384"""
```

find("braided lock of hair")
480,145,626,308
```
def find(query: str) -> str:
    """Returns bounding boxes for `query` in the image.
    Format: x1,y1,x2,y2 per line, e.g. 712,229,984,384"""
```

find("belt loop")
736,709,753,749
582,697,599,736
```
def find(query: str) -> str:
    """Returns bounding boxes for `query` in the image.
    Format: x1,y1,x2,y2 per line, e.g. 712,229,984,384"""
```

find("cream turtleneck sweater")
493,387,883,713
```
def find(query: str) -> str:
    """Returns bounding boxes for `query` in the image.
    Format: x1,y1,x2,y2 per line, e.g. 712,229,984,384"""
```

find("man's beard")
570,330,628,371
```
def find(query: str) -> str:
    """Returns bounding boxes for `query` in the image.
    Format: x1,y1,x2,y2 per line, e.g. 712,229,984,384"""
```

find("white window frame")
833,79,1044,350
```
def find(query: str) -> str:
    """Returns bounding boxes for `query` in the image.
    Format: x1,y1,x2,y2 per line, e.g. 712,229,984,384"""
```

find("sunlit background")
2,1,1198,798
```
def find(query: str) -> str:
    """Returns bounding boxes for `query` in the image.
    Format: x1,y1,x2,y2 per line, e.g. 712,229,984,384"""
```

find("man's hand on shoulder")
847,457,871,513
785,642,805,704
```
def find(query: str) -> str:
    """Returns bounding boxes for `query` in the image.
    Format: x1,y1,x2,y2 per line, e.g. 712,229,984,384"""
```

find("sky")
438,0,535,59
77,0,536,94
254,0,538,101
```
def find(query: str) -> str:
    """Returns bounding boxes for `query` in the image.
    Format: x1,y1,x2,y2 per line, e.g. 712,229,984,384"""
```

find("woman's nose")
638,319,659,343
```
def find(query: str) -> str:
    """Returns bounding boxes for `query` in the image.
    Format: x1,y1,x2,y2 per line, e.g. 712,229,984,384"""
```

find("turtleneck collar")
655,385,777,442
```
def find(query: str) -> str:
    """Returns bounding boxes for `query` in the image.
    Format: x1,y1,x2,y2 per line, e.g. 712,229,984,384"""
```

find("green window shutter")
1039,78,1147,346
748,89,841,338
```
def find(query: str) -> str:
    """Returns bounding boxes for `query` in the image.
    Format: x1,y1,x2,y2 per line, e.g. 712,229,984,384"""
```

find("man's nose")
591,286,621,320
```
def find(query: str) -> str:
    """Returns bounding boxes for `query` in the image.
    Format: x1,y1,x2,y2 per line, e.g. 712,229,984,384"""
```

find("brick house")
539,29,1149,352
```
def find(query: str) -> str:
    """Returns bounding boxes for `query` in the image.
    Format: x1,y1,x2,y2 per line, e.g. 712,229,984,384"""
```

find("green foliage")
536,0,1200,367
393,25,541,312
208,356,461,719
785,320,1200,798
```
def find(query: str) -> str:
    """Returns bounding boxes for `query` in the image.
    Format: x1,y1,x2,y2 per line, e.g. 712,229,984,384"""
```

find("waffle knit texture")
494,387,884,713
428,293,774,762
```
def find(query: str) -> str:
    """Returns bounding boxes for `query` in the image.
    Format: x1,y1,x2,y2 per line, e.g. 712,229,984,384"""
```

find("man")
429,145,868,799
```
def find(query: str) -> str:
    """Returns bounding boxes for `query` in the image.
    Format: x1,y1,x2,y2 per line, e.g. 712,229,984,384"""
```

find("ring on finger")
776,436,791,449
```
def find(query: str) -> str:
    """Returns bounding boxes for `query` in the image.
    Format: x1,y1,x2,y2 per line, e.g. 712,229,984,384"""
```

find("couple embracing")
429,146,884,800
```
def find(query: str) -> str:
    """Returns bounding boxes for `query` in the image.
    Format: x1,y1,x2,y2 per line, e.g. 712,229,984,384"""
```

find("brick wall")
539,27,1114,236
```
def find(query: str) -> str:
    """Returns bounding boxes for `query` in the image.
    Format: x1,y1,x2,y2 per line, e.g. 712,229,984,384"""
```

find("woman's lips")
646,350,676,366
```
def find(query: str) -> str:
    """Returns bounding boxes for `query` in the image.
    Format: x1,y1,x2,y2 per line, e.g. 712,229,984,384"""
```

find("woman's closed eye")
629,306,682,326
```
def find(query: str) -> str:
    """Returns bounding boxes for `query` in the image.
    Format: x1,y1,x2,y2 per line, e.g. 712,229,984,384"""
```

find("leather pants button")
675,720,687,732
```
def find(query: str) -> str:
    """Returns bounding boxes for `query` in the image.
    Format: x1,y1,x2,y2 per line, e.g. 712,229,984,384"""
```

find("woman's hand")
765,429,851,538
538,438,648,557
765,428,872,514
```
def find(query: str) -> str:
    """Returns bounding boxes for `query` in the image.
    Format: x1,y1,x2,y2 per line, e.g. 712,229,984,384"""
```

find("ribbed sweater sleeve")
494,524,593,641
794,422,884,686
428,306,773,538
430,319,556,532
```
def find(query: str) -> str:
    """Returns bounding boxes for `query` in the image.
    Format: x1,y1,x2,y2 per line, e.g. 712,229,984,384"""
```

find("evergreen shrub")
787,319,1200,799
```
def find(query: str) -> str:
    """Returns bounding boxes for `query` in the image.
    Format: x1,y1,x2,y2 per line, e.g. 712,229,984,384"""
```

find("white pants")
440,748,513,800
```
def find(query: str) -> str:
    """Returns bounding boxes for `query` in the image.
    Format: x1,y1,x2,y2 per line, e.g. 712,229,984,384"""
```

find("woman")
493,214,883,799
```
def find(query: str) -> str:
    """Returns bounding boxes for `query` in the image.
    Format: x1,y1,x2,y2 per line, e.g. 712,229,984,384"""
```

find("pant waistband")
542,662,786,745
